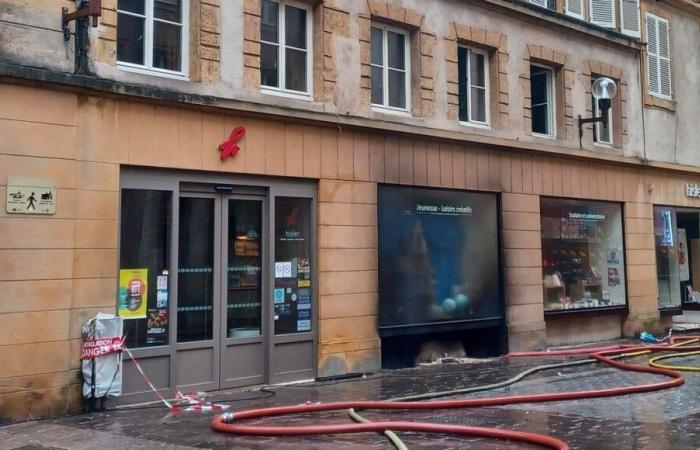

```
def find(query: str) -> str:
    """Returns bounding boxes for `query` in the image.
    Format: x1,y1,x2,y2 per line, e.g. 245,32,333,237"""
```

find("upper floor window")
528,0,557,10
458,47,489,126
529,0,641,37
646,13,672,100
370,24,410,112
117,0,189,76
260,0,312,97
530,64,556,137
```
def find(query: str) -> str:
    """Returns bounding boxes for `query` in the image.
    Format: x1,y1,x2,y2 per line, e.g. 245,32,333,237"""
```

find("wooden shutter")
620,0,641,37
589,0,615,28
646,13,672,98
529,0,548,8
657,18,672,97
565,0,584,19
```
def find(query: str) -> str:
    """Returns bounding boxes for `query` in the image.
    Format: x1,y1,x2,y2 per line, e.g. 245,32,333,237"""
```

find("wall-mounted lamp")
578,77,617,149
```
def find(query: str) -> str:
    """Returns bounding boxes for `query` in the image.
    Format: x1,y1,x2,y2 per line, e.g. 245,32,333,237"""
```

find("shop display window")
378,186,502,330
274,197,313,335
118,189,172,348
541,198,627,312
653,206,683,309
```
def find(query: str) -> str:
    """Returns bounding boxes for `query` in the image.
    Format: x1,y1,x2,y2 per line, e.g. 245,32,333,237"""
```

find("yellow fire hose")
648,338,700,372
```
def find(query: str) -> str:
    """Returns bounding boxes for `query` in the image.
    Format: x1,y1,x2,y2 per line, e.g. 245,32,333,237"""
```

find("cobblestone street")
2,347,699,450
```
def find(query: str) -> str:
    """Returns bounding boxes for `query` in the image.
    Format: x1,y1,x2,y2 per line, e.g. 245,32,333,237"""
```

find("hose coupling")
221,412,235,423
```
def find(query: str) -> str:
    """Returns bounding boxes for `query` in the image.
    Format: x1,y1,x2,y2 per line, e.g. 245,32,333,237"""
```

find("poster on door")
679,228,690,282
118,268,148,319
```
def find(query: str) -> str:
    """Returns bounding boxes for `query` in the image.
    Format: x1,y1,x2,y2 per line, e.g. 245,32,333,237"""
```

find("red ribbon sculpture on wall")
219,126,246,161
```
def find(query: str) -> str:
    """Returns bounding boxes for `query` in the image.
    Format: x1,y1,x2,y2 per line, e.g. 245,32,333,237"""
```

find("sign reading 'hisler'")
5,177,56,214
687,183,700,198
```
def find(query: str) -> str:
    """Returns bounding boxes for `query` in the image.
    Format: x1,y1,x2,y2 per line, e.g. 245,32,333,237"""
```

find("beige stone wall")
3,81,700,421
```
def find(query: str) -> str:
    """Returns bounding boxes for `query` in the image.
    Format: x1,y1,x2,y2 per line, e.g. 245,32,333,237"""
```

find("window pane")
285,5,306,49
532,104,549,135
530,66,549,105
261,0,279,43
458,47,468,122
117,13,145,65
377,186,502,328
541,198,627,312
371,65,384,105
154,0,181,22
153,21,181,71
371,27,383,66
653,207,682,309
388,69,406,109
261,43,279,87
274,197,313,335
118,0,144,14
596,100,611,143
470,87,486,123
470,52,486,88
285,48,307,92
177,197,214,342
227,200,263,337
387,31,405,69
119,190,171,349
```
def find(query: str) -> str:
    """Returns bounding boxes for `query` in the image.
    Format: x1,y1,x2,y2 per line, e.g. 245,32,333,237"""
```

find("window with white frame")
117,0,188,75
370,24,410,111
530,64,556,136
457,47,489,126
593,93,613,145
646,13,672,99
260,0,312,96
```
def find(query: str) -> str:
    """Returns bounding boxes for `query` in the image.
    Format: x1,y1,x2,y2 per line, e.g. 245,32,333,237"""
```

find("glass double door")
176,193,267,390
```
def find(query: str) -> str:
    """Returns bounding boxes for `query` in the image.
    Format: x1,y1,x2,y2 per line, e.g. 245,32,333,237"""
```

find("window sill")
459,121,491,131
544,304,628,318
117,62,189,81
593,141,614,149
659,306,683,317
371,105,413,117
644,94,676,113
532,132,557,140
261,87,313,101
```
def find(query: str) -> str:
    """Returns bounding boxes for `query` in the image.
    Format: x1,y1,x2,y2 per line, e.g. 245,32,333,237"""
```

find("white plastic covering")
81,313,124,398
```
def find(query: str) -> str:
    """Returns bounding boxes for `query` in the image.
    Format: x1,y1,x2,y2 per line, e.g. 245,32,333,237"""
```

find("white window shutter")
589,0,615,28
565,0,584,19
657,18,672,97
646,14,660,95
620,0,641,37
646,14,672,99
529,0,548,8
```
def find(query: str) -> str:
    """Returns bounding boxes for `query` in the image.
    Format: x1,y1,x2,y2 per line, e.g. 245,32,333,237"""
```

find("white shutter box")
529,0,548,8
589,0,615,28
620,0,640,37
565,0,584,19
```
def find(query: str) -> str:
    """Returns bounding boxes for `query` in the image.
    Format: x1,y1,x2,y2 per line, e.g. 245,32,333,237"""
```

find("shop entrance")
176,192,266,390
118,169,316,403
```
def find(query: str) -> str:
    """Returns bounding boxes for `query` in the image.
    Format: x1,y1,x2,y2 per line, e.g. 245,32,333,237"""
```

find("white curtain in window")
589,0,615,28
620,0,641,37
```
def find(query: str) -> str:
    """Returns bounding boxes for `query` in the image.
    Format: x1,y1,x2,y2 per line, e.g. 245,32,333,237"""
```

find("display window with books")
541,198,627,312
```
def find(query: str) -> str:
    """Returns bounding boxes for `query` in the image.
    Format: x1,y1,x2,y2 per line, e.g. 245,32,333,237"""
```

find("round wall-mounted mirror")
592,77,618,100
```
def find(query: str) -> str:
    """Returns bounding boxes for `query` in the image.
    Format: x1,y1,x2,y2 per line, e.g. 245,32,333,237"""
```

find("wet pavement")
1,345,699,450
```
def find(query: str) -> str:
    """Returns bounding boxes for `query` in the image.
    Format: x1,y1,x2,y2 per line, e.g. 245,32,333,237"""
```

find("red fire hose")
212,342,700,449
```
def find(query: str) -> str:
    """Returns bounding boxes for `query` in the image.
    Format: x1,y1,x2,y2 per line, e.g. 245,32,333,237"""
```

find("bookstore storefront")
117,169,316,403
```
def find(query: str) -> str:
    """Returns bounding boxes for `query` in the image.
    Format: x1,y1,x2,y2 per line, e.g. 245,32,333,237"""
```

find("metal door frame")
118,168,317,403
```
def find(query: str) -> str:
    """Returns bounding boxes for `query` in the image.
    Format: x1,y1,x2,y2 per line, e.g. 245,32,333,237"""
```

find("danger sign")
81,336,125,360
